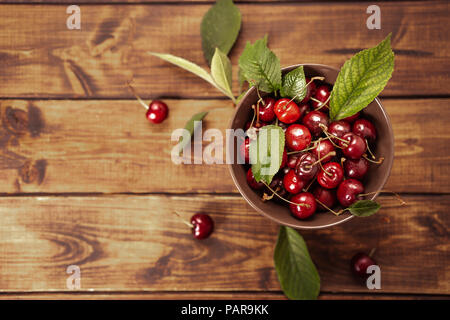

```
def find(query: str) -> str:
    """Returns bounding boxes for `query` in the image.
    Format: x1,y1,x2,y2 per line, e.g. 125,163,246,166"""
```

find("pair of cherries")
244,78,379,220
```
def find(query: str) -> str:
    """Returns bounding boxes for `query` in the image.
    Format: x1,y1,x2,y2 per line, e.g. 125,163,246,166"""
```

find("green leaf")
274,226,320,300
249,125,284,185
348,200,381,217
149,52,235,101
211,48,235,102
178,111,208,155
329,34,395,121
280,66,307,102
201,0,241,66
238,35,282,93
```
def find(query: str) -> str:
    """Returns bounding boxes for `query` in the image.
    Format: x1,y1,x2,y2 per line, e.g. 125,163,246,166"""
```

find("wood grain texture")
0,292,448,300
0,2,449,98
0,98,447,194
0,194,448,294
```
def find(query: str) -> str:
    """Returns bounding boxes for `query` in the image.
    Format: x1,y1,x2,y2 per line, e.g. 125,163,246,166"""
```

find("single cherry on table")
128,82,168,124
351,252,377,278
191,213,214,240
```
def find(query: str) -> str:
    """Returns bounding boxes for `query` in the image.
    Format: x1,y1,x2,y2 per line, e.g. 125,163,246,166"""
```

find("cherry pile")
242,78,381,220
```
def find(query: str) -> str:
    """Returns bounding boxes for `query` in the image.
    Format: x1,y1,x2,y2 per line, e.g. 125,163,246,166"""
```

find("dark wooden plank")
0,2,448,98
0,194,448,294
0,291,447,300
0,98,448,194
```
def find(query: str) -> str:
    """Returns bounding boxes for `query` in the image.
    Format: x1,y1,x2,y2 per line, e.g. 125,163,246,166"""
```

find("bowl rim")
227,63,394,230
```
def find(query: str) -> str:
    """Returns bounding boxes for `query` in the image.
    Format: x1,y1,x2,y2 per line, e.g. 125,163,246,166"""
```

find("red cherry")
337,179,364,207
302,110,329,136
351,252,376,278
298,103,310,121
352,119,377,142
295,152,319,181
283,169,305,194
317,162,344,189
328,120,351,142
258,97,276,122
281,149,288,168
274,98,301,124
281,166,290,175
342,112,360,123
312,139,335,164
191,214,214,239
300,77,316,104
344,158,369,180
267,174,287,201
246,168,264,190
146,100,168,124
287,154,300,169
311,84,330,109
339,133,367,159
313,186,336,211
285,124,312,151
289,192,317,219
239,137,250,163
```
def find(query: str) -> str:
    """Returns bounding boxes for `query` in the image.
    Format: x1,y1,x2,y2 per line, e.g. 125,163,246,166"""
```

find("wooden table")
0,1,448,300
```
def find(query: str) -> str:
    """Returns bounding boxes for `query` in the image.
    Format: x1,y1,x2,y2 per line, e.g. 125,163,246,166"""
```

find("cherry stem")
363,154,384,164
126,81,149,111
286,142,317,155
315,198,343,216
366,140,376,160
358,190,407,206
262,181,310,208
318,157,333,177
312,95,331,111
305,150,336,169
249,104,257,129
256,100,261,124
173,211,194,228
339,159,345,169
319,123,349,147
368,248,377,258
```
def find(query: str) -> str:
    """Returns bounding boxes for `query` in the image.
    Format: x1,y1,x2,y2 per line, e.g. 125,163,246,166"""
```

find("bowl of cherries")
228,64,394,229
